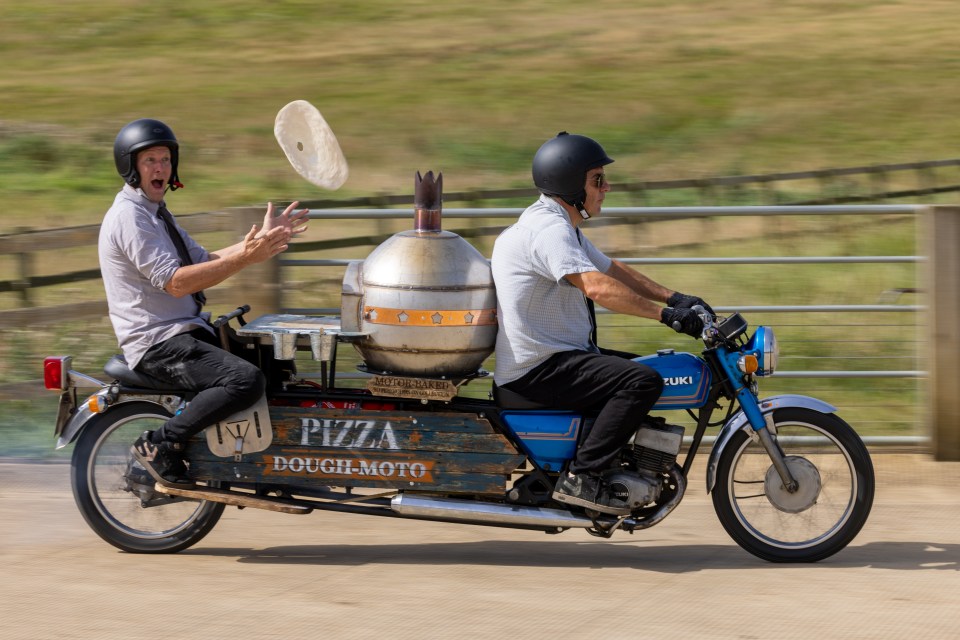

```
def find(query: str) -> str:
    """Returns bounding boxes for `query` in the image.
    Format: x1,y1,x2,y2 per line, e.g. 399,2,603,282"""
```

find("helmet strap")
561,192,591,220
575,200,590,220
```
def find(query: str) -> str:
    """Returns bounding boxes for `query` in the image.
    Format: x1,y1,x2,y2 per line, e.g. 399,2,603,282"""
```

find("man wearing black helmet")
99,118,308,488
491,132,713,515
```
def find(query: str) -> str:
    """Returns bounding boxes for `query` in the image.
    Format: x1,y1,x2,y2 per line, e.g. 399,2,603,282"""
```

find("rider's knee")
626,366,663,396
230,363,266,399
651,371,664,396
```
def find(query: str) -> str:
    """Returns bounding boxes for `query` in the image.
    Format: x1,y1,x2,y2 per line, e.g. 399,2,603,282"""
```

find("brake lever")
695,305,725,345
671,304,716,340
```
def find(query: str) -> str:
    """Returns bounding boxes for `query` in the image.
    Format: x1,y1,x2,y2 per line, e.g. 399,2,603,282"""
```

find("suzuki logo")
663,376,693,386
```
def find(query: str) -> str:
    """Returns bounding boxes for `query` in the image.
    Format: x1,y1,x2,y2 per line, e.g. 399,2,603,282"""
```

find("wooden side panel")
187,406,525,494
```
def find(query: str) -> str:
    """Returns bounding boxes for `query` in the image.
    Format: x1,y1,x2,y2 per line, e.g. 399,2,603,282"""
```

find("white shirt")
98,185,213,368
491,195,612,384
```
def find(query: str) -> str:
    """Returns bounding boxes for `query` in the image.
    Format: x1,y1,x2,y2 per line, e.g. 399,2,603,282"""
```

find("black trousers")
502,349,663,475
135,328,266,445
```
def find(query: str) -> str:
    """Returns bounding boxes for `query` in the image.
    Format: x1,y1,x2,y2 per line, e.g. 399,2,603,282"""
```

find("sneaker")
131,431,194,489
123,459,154,489
552,471,630,516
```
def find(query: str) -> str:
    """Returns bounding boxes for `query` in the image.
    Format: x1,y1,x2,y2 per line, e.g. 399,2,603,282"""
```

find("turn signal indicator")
737,355,759,374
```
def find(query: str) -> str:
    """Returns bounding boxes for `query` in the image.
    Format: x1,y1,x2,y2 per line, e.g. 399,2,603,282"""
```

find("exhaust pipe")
391,468,686,532
391,494,596,530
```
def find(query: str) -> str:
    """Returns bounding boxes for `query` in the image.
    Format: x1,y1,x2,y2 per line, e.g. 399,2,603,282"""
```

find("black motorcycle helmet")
113,118,182,191
532,131,613,218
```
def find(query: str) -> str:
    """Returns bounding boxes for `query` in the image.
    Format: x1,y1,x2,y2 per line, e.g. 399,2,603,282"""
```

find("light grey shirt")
98,184,213,368
491,195,613,384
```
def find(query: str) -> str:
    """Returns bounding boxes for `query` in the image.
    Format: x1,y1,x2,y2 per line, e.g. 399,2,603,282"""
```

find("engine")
605,419,685,512
630,418,685,476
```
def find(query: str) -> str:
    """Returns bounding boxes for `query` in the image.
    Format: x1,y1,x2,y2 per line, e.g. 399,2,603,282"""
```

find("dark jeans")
502,349,663,475
135,328,266,445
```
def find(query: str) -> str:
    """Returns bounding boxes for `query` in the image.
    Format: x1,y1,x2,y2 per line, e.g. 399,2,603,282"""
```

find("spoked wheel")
70,402,224,553
712,408,874,563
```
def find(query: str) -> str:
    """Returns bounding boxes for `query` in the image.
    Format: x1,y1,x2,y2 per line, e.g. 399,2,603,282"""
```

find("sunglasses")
589,173,609,189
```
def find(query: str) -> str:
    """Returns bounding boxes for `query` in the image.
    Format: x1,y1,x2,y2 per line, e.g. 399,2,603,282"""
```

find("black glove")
667,292,715,317
661,307,704,338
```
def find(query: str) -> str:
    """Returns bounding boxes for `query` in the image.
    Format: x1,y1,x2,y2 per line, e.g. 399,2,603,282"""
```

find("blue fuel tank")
635,351,712,410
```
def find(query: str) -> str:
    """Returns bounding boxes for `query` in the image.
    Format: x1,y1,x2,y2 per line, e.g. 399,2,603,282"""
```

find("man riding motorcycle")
490,132,713,515
99,118,309,488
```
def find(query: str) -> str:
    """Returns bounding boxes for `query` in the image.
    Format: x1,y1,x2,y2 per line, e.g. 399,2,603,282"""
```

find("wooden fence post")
924,205,960,460
14,227,33,307
232,206,281,316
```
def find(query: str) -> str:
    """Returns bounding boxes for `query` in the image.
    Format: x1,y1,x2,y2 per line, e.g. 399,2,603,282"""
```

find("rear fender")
56,394,183,450
705,394,837,493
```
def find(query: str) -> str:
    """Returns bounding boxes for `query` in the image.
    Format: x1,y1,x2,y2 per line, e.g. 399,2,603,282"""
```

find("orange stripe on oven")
363,306,497,327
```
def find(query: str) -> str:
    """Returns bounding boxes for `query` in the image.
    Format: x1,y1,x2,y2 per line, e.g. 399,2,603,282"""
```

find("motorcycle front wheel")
70,401,225,553
712,407,874,563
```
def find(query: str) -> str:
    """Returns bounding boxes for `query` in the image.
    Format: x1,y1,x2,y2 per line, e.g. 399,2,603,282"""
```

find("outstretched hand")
192,202,309,288
262,201,309,238
239,201,309,263
241,222,293,263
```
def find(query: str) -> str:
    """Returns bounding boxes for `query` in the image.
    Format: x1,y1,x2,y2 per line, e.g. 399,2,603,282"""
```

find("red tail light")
44,356,72,391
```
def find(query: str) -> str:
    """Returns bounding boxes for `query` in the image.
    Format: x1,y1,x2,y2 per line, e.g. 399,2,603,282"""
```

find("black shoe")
124,459,154,489
131,431,194,489
552,472,630,516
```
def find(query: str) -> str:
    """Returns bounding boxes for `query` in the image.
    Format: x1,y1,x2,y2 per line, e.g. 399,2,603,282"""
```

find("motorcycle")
43,305,874,562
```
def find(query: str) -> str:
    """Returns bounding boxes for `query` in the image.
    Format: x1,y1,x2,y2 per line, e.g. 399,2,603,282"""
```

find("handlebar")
671,304,716,338
213,305,251,329
695,304,716,333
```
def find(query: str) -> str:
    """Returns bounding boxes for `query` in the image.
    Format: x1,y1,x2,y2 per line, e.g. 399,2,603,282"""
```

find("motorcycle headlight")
758,327,778,376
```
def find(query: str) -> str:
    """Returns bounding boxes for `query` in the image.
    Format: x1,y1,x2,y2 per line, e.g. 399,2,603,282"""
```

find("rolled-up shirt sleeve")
122,216,181,290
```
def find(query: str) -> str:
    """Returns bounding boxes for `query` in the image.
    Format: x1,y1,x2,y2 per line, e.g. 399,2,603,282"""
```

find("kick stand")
154,484,313,515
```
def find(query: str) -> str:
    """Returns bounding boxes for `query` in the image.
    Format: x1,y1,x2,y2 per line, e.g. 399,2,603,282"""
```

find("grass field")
3,0,960,230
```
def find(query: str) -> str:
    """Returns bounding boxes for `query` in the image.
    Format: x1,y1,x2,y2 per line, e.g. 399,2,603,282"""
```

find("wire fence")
1,160,946,455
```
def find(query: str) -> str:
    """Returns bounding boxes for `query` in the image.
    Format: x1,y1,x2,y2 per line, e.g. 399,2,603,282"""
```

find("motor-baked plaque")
366,375,458,401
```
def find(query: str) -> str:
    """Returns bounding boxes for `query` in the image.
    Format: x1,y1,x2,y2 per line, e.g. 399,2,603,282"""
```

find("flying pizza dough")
274,100,349,190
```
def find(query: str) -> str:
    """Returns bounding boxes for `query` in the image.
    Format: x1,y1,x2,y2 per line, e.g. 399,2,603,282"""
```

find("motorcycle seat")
103,355,191,392
492,383,554,410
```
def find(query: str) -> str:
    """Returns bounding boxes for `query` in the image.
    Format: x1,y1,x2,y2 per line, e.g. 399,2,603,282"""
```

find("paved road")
1,454,958,640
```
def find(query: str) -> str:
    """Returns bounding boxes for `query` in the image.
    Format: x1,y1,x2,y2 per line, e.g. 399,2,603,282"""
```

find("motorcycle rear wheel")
71,401,225,553
712,407,874,563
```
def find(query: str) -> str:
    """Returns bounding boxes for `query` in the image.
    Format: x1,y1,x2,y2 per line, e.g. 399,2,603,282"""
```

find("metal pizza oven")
340,171,497,377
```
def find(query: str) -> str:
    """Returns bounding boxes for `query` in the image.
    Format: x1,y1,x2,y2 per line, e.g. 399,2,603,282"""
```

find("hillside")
2,0,959,230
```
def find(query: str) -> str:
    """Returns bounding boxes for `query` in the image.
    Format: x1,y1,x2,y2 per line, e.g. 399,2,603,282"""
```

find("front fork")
720,359,799,492
755,418,798,492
